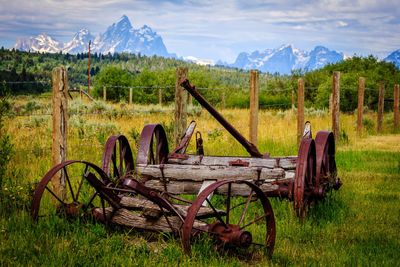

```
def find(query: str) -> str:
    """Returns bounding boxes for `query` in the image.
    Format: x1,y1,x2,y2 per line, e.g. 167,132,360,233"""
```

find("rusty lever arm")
179,79,263,158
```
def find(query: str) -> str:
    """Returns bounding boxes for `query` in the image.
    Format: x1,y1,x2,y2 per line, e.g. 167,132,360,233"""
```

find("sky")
0,0,399,63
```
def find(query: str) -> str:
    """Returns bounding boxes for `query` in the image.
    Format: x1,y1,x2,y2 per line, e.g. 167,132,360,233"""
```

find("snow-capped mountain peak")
14,15,172,57
384,49,400,68
14,33,61,53
63,28,94,54
229,45,344,74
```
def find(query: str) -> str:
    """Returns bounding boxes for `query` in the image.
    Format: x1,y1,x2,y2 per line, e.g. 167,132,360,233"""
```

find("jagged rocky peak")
104,15,133,36
63,28,94,54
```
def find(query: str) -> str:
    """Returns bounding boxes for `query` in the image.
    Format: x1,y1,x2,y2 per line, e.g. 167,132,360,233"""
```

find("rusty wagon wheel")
102,135,135,184
294,138,316,218
315,131,337,192
31,160,114,221
137,124,169,165
182,180,276,258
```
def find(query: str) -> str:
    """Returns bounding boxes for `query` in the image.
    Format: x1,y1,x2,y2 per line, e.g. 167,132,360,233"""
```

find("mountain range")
219,45,344,74
14,15,172,57
13,15,400,74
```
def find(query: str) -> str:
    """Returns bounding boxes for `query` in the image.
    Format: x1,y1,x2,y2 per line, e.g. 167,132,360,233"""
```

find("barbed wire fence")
3,69,399,139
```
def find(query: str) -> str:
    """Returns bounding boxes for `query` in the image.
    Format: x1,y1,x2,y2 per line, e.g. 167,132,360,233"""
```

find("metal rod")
180,79,263,158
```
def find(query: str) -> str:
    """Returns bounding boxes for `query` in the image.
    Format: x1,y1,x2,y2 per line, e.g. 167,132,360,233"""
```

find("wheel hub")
210,223,253,248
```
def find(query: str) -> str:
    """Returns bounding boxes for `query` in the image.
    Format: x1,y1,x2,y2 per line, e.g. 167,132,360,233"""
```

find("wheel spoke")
205,198,228,228
63,166,76,202
76,164,89,199
230,198,258,211
86,192,98,208
226,183,231,225
45,186,66,205
238,189,253,226
240,213,268,230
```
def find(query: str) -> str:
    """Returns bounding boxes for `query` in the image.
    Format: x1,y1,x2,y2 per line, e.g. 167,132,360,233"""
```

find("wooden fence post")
129,87,133,106
174,67,188,146
332,71,340,141
377,82,385,133
297,78,305,144
357,77,365,137
249,70,259,145
158,88,162,106
103,86,107,101
52,67,68,199
394,84,399,130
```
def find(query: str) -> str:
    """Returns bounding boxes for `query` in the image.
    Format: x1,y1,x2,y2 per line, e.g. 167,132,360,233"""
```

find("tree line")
1,47,399,111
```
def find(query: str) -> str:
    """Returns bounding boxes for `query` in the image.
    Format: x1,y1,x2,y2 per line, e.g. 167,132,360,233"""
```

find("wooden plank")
167,154,297,170
94,208,207,233
332,72,340,141
119,196,225,218
137,164,285,182
52,67,68,198
377,81,384,133
143,180,280,196
357,77,365,137
249,70,259,145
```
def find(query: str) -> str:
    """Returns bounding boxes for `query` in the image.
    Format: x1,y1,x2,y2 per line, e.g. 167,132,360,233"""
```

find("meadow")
0,95,399,266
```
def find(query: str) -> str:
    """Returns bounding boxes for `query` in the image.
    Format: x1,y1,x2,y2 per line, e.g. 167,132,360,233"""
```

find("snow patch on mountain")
183,56,214,66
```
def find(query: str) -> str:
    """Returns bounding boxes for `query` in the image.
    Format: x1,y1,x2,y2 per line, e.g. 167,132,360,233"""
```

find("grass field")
1,96,399,266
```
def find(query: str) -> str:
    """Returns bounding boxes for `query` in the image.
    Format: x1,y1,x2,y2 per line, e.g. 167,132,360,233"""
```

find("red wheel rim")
294,138,316,217
137,124,169,165
101,135,134,183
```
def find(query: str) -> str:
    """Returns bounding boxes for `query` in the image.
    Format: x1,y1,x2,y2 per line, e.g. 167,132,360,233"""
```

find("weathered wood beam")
119,196,226,218
167,155,297,170
93,208,207,233
137,163,285,182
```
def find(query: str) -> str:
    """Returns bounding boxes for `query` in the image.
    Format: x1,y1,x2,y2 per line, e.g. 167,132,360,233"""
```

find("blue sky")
0,0,399,62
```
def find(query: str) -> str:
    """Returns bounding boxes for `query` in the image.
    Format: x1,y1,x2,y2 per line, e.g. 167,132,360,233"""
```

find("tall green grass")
1,98,399,266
